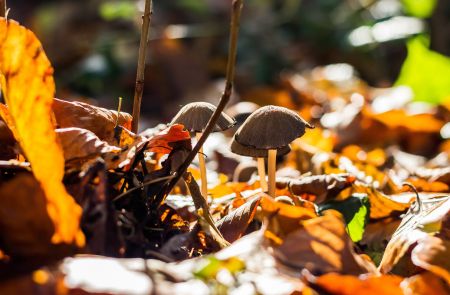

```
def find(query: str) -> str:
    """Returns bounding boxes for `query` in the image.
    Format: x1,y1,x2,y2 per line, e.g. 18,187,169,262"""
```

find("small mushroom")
230,105,313,197
171,102,235,198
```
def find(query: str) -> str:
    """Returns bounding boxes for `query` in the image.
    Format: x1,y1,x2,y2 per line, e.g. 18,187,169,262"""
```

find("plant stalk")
157,0,243,202
131,0,153,133
0,0,6,18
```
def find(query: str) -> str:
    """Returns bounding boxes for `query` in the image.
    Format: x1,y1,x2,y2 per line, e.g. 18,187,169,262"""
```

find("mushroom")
171,102,235,198
231,105,313,197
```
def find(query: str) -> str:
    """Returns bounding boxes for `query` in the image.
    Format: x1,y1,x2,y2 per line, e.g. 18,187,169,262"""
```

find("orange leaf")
0,18,84,246
313,273,403,295
147,124,191,154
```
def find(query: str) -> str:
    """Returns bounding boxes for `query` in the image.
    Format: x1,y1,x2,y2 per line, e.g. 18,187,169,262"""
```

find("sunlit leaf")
401,0,438,18
395,36,450,104
312,273,403,295
0,18,83,246
267,211,377,274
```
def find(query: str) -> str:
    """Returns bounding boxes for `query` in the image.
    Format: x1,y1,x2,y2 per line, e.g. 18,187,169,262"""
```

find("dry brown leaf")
411,236,450,284
0,174,76,273
216,195,261,243
311,273,403,295
379,196,450,274
336,185,410,219
261,194,317,238
266,210,377,275
401,271,450,295
0,18,83,246
0,174,54,257
52,98,132,145
57,127,121,161
287,173,354,204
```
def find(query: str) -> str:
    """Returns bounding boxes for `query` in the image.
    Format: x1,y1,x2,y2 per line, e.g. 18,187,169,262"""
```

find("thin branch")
0,0,5,18
131,0,153,133
158,0,243,201
184,172,229,248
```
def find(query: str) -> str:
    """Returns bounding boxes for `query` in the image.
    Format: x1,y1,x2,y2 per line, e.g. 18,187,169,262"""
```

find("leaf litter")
0,15,449,295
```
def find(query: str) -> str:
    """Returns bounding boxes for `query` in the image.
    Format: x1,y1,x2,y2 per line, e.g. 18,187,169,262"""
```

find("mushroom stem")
196,132,208,199
257,157,268,192
268,149,277,198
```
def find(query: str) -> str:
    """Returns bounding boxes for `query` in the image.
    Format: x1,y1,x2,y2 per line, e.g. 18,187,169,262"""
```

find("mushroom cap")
231,139,291,157
170,102,235,133
230,105,313,157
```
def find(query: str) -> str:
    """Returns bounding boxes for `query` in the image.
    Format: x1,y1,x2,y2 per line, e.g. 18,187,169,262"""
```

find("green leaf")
395,35,450,104
318,194,370,242
401,0,438,18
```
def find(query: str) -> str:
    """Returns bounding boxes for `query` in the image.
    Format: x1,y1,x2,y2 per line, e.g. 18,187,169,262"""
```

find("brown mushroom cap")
231,139,291,157
231,105,313,157
170,102,235,133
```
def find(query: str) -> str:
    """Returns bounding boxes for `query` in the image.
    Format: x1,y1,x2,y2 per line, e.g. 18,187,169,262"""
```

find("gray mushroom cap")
170,102,235,133
230,105,313,157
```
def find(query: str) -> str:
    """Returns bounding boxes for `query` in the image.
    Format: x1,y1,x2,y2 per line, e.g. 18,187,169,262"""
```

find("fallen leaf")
147,123,191,154
379,195,450,274
401,271,450,295
411,236,450,284
287,173,354,204
266,210,377,275
52,98,132,145
0,174,54,257
0,18,83,246
311,273,403,295
57,127,121,161
260,194,317,238
216,196,261,243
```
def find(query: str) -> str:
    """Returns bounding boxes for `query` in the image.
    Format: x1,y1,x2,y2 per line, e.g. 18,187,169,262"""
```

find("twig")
0,0,5,18
158,0,243,201
131,0,153,133
184,172,229,248
113,175,174,203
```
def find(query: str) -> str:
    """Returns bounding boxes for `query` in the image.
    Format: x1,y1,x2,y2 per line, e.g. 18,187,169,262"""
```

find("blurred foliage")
99,1,137,21
401,0,438,18
395,35,450,104
8,0,450,120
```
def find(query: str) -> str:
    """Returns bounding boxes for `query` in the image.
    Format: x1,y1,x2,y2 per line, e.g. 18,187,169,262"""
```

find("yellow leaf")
0,18,84,246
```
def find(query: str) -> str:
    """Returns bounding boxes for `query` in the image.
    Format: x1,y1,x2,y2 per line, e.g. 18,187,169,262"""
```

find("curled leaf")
57,127,121,161
216,196,261,243
147,124,191,154
52,98,132,145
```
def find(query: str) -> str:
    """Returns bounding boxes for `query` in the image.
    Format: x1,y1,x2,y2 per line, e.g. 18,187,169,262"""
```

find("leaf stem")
157,0,243,202
131,0,153,133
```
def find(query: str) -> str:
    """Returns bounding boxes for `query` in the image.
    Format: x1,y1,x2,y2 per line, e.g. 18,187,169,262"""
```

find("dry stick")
257,157,267,192
196,132,208,198
131,0,153,133
0,0,5,18
159,0,243,202
184,172,229,248
267,149,277,198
